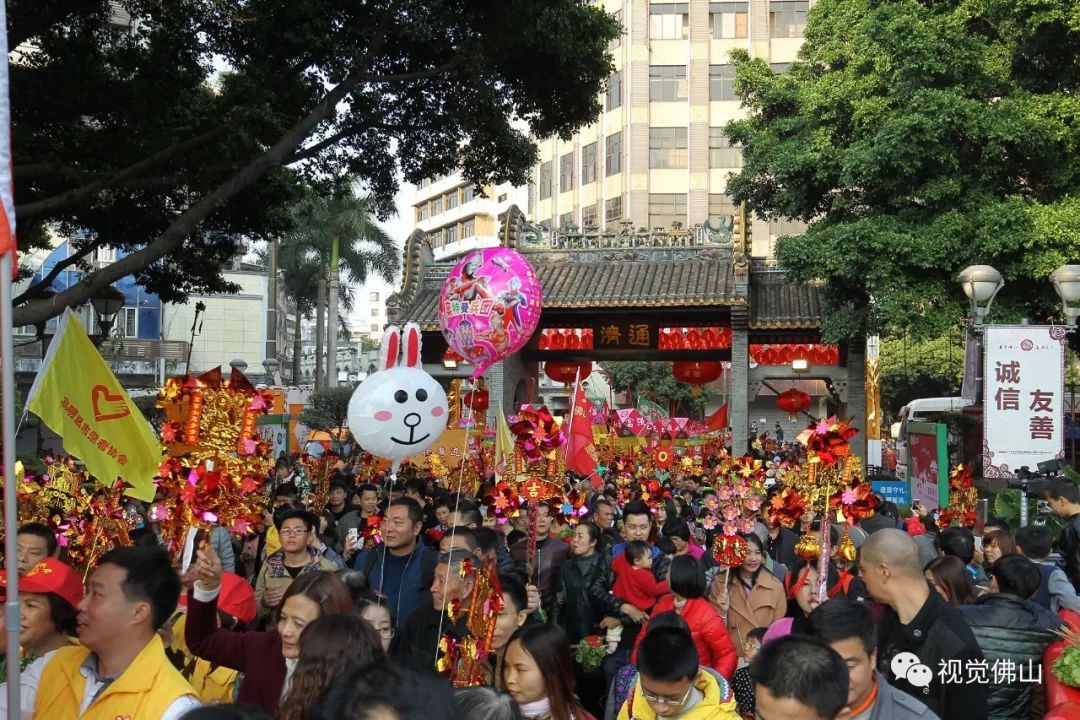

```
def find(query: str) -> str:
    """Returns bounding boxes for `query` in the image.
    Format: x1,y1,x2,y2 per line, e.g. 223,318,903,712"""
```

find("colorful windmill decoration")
937,464,977,529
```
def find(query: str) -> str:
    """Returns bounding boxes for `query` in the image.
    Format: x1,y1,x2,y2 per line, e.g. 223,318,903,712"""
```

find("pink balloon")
439,248,543,379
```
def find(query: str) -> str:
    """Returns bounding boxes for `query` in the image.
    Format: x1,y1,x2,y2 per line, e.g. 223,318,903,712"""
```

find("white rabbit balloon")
347,323,448,469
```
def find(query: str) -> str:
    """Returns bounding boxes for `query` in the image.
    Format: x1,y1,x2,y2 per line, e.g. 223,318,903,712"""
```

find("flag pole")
0,0,22,707
1,251,20,716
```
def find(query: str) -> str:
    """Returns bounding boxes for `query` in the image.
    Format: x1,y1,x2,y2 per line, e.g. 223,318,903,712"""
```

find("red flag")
706,403,729,433
567,380,601,489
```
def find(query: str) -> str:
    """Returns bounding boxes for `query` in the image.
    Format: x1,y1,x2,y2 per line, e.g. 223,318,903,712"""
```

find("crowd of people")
1,451,1079,720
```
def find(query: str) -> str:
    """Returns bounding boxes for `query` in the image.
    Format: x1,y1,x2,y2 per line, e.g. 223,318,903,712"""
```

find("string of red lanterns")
749,344,839,366
658,327,733,351
537,328,595,351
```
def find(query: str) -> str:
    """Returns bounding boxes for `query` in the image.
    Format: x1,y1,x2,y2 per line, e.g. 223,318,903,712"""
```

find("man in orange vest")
33,546,200,719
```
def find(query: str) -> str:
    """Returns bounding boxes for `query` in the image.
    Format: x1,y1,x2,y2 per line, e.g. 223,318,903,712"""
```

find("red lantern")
544,361,591,386
463,389,490,412
672,361,723,396
776,388,812,421
762,348,779,365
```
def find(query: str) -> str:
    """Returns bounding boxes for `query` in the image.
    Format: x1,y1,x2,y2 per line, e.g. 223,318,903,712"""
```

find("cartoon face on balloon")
347,323,448,468
440,247,542,378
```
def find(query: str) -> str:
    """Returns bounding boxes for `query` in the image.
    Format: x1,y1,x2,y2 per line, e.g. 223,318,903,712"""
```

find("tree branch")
12,238,103,306
358,62,458,83
14,126,228,221
13,162,83,181
9,0,95,50
13,69,372,327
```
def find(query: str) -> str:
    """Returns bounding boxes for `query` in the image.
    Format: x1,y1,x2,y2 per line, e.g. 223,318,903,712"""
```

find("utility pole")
266,237,278,368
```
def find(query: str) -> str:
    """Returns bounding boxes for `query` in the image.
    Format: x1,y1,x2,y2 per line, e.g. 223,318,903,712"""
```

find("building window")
419,178,431,188
497,193,507,202
606,70,622,111
648,193,687,229
606,132,622,176
605,196,623,222
649,65,688,102
539,161,553,200
650,3,689,39
433,197,443,215
560,212,574,229
463,184,476,202
582,203,599,228
770,0,808,38
612,10,623,48
370,292,380,302
770,216,808,235
559,152,575,192
770,62,792,74
708,194,737,225
371,307,380,317
711,2,748,38
709,128,742,167
120,307,137,338
649,127,688,169
446,191,458,210
446,225,458,244
370,323,380,332
462,218,476,238
710,65,736,101
418,204,429,221
582,142,598,185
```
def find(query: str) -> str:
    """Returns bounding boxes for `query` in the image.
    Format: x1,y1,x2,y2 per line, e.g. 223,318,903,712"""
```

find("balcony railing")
15,337,189,362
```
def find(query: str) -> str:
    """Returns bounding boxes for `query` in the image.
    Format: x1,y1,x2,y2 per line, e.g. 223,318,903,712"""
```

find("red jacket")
633,596,738,681
185,590,286,715
612,552,669,612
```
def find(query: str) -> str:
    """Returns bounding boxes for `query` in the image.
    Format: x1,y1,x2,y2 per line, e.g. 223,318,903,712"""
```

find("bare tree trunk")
315,277,326,389
292,302,303,385
326,236,340,389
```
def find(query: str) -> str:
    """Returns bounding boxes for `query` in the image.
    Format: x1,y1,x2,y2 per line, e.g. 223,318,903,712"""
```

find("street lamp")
262,357,279,375
89,285,126,338
1051,265,1080,329
229,358,248,375
956,265,1004,327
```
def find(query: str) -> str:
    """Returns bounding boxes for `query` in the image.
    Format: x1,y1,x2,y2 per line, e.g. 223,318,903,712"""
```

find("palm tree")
279,185,398,388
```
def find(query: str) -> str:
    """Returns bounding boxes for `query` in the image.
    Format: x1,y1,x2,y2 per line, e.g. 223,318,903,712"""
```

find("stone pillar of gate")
487,353,538,421
731,307,750,455
841,342,868,472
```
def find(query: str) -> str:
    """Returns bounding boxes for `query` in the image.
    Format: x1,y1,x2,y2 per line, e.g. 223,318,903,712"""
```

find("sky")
344,182,414,330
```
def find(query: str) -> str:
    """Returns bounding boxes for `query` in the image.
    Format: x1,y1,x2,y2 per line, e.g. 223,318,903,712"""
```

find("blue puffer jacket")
959,593,1063,720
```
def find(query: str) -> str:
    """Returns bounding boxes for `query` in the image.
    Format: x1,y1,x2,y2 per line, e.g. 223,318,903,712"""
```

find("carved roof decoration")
386,205,824,333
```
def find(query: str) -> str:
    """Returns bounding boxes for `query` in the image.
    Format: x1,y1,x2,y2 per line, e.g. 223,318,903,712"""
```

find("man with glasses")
617,620,740,719
252,508,336,622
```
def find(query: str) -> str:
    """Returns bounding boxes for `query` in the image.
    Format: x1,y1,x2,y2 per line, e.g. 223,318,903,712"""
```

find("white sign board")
983,325,1065,478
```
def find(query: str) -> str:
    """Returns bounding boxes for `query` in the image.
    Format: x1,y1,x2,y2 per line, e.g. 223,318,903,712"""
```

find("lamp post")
262,357,279,386
956,265,1005,328
229,358,248,377
89,285,126,340
1051,265,1080,471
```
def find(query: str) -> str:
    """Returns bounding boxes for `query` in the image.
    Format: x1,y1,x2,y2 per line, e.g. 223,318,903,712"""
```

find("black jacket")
391,603,470,675
553,552,627,644
960,593,1063,720
876,589,988,720
511,535,570,612
1056,513,1080,591
765,526,798,570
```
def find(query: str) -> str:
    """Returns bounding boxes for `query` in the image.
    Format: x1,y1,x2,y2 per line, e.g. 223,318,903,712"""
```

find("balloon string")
434,382,478,670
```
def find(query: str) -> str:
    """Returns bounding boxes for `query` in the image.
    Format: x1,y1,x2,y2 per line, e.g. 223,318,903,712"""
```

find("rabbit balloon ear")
402,323,422,368
379,326,402,371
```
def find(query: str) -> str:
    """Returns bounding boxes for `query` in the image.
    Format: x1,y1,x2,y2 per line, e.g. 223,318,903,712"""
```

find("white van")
892,397,973,481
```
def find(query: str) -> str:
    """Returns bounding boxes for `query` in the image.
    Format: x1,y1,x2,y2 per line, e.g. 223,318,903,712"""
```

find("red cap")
218,572,256,624
1,558,84,610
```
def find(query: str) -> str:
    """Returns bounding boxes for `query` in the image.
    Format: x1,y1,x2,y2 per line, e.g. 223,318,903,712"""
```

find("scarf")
519,697,553,719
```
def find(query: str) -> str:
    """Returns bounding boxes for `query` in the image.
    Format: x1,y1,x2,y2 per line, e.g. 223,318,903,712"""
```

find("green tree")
598,362,708,417
12,1,620,327
725,0,1080,342
300,386,355,433
879,333,965,420
281,186,397,389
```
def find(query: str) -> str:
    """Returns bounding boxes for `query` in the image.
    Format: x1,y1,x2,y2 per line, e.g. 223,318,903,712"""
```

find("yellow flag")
26,311,161,501
494,404,515,483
